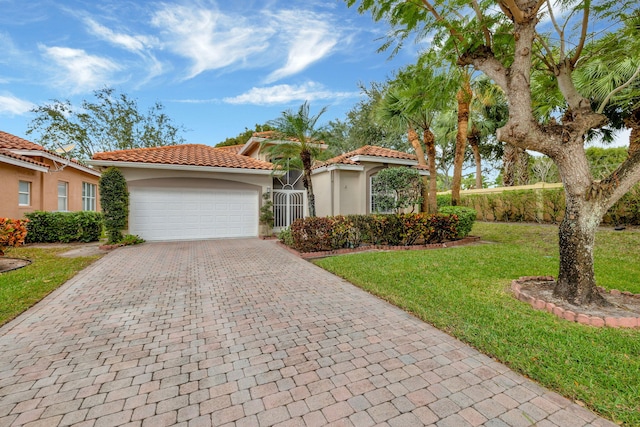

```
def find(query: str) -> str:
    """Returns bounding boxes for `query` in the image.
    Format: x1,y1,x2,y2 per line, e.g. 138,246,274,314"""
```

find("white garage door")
129,186,259,241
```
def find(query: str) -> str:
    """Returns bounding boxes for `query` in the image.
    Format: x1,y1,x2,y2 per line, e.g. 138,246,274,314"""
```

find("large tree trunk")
468,125,483,189
502,143,530,186
300,149,316,217
407,125,429,212
625,107,640,156
553,194,610,306
452,76,472,205
423,128,438,213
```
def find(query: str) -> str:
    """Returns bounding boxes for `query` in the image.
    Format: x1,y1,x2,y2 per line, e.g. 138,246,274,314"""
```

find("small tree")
99,167,129,244
372,167,424,214
259,193,275,237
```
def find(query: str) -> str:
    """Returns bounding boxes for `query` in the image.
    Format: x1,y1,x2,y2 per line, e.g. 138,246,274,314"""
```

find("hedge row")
285,208,475,253
25,211,103,243
457,186,640,225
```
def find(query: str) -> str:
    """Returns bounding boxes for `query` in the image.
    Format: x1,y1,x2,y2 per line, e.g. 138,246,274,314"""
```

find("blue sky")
0,0,420,147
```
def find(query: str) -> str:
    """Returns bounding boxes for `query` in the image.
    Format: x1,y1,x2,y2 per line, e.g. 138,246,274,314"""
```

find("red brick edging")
511,276,640,328
278,235,481,259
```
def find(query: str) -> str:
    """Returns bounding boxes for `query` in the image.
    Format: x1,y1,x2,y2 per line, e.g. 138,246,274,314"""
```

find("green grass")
0,246,100,326
314,222,640,426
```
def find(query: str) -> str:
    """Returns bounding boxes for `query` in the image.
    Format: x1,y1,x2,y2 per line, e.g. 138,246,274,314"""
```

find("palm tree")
267,102,328,217
376,64,456,213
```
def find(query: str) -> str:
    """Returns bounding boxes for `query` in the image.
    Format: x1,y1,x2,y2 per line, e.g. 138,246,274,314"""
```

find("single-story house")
0,131,101,219
88,134,427,241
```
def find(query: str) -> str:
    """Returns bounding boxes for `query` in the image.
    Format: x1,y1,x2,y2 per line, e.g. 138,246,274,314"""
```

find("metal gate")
273,190,306,229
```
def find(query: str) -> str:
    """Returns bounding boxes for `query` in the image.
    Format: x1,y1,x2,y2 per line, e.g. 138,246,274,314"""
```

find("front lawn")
0,246,101,326
314,222,640,426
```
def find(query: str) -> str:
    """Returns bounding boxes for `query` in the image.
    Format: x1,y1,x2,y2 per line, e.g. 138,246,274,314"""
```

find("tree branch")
534,34,558,73
499,0,526,23
418,0,464,42
471,0,492,47
546,0,565,58
570,0,591,66
597,63,640,114
598,150,640,211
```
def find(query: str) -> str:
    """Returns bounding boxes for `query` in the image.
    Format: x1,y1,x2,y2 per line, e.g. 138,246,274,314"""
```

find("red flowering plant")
0,218,29,256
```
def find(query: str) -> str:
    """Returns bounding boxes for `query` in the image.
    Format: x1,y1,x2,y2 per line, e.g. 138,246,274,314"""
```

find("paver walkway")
0,240,616,427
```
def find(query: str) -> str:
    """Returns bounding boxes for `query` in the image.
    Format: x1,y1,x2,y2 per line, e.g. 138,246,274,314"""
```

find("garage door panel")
129,186,258,241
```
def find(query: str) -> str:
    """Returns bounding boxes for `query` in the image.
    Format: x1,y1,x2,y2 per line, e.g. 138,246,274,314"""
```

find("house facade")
89,134,427,241
0,131,101,219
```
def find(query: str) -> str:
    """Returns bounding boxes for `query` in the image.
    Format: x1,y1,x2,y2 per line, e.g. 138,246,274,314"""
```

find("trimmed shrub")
99,167,129,244
438,206,477,238
25,211,103,243
286,212,462,252
0,218,28,256
290,217,335,252
437,194,452,207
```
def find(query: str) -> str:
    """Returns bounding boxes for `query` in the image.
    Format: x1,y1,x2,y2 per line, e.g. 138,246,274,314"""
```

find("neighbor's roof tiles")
0,131,47,151
92,144,274,170
0,148,49,168
214,144,244,154
314,145,418,169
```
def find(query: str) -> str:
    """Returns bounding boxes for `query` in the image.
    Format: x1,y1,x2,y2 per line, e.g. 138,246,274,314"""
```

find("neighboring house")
0,131,101,219
312,145,429,217
88,134,427,241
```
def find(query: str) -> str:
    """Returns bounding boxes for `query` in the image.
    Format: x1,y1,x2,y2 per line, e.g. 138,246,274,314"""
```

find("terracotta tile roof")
92,144,274,170
214,144,244,154
314,145,418,169
0,131,47,151
0,148,48,168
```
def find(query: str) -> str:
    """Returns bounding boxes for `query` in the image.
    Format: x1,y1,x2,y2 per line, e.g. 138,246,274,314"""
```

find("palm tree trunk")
452,77,473,205
423,129,438,213
468,125,482,189
300,149,316,217
407,125,429,213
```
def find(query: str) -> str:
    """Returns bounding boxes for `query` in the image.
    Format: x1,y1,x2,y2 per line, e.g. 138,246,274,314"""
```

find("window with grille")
82,182,96,211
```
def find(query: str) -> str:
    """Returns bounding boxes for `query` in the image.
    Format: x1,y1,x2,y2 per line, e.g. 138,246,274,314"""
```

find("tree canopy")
27,87,186,160
346,0,640,306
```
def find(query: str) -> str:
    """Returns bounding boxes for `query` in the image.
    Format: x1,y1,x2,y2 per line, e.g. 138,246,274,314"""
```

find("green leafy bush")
25,211,103,243
120,234,145,245
278,227,294,247
286,213,461,252
438,206,477,238
99,167,129,244
436,194,452,207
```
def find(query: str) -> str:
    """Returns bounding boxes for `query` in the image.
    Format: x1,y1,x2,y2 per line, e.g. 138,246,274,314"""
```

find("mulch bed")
0,257,31,274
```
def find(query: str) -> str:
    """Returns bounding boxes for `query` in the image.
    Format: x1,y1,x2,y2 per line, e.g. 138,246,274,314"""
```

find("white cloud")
223,81,358,105
0,93,33,115
151,3,273,79
40,45,120,93
83,18,158,53
83,18,164,83
264,10,339,83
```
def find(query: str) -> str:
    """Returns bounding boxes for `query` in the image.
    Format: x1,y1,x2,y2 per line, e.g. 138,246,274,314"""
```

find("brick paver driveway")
0,240,615,427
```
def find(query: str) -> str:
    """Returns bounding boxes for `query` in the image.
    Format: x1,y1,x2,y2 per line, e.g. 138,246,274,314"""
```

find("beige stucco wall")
312,171,333,217
0,158,101,219
311,162,422,217
117,167,272,190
